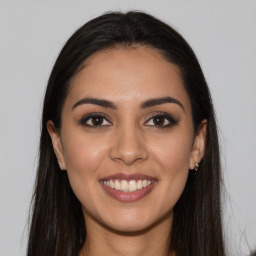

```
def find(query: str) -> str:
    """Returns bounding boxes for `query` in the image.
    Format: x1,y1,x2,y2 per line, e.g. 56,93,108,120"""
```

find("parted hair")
27,11,225,256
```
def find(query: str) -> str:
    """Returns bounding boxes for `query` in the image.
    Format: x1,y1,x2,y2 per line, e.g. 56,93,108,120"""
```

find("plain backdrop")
0,1,255,256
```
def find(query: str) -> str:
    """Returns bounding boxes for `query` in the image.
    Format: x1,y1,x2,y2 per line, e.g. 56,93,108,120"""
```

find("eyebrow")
140,97,184,110
72,96,184,111
72,97,118,110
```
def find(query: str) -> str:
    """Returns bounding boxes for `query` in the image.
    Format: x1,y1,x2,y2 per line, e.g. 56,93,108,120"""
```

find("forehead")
65,46,191,111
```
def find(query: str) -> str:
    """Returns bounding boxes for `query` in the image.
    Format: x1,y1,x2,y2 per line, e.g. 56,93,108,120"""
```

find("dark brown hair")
27,11,225,256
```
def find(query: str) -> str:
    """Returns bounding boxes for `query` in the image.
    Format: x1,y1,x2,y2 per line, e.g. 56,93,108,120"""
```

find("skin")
47,46,207,256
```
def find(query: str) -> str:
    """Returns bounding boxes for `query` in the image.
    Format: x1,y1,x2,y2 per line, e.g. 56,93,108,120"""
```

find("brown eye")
91,116,104,126
80,113,112,128
152,116,166,126
145,113,178,128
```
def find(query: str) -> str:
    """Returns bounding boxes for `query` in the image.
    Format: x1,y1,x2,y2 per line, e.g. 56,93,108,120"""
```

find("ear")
189,120,207,170
47,120,66,170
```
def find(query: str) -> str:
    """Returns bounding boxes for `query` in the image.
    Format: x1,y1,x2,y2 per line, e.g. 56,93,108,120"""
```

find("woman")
27,11,225,256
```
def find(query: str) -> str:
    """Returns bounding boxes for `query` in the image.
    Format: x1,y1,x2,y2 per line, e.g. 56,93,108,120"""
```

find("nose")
109,126,148,166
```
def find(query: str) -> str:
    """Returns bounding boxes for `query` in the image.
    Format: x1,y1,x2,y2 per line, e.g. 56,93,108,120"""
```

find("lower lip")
101,182,156,202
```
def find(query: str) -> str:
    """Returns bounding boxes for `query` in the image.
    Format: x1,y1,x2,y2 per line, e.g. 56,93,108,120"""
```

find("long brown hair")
27,11,225,256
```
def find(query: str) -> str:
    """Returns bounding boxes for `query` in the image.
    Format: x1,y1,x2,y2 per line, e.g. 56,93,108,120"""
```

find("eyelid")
79,111,177,129
144,112,178,127
79,112,112,128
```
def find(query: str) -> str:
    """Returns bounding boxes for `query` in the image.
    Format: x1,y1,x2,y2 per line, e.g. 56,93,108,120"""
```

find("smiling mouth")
101,179,154,192
100,173,157,202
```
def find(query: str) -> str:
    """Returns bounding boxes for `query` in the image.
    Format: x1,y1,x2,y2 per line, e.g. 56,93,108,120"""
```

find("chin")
104,219,155,234
96,208,172,234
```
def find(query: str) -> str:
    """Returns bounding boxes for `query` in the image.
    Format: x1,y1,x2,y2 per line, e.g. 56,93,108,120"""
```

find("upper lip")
100,173,157,181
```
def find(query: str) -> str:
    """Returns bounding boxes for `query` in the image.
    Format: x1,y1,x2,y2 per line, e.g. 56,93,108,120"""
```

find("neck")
80,212,173,256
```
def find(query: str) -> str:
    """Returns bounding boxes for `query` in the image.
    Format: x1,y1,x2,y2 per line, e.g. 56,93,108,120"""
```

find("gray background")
0,1,255,256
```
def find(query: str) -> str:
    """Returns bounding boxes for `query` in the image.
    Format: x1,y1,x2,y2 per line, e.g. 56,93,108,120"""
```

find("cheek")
62,125,111,166
151,130,193,174
148,130,193,206
61,131,108,195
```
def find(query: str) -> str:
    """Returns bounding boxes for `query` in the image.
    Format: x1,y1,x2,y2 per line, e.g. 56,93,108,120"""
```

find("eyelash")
79,113,111,129
79,112,178,129
145,112,178,128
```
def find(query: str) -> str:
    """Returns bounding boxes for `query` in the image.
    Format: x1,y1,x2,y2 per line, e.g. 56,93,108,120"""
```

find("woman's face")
48,46,206,233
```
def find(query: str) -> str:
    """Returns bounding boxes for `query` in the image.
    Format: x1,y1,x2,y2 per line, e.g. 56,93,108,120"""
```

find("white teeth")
114,180,121,190
120,180,128,191
109,179,115,188
128,180,137,192
142,180,147,188
103,179,153,192
137,180,143,189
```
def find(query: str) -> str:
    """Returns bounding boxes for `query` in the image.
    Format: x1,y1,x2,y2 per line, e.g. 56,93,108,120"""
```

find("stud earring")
58,162,62,170
194,162,199,172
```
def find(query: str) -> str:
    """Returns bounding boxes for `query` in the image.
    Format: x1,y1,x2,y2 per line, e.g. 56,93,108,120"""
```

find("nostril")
109,144,148,165
109,129,149,165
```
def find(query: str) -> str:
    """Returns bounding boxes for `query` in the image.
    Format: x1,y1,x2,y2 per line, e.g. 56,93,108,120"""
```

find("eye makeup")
78,111,178,130
79,112,112,129
144,112,178,129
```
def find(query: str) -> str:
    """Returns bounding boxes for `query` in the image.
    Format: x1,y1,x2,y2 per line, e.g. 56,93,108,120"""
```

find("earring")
194,162,199,172
58,162,62,170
